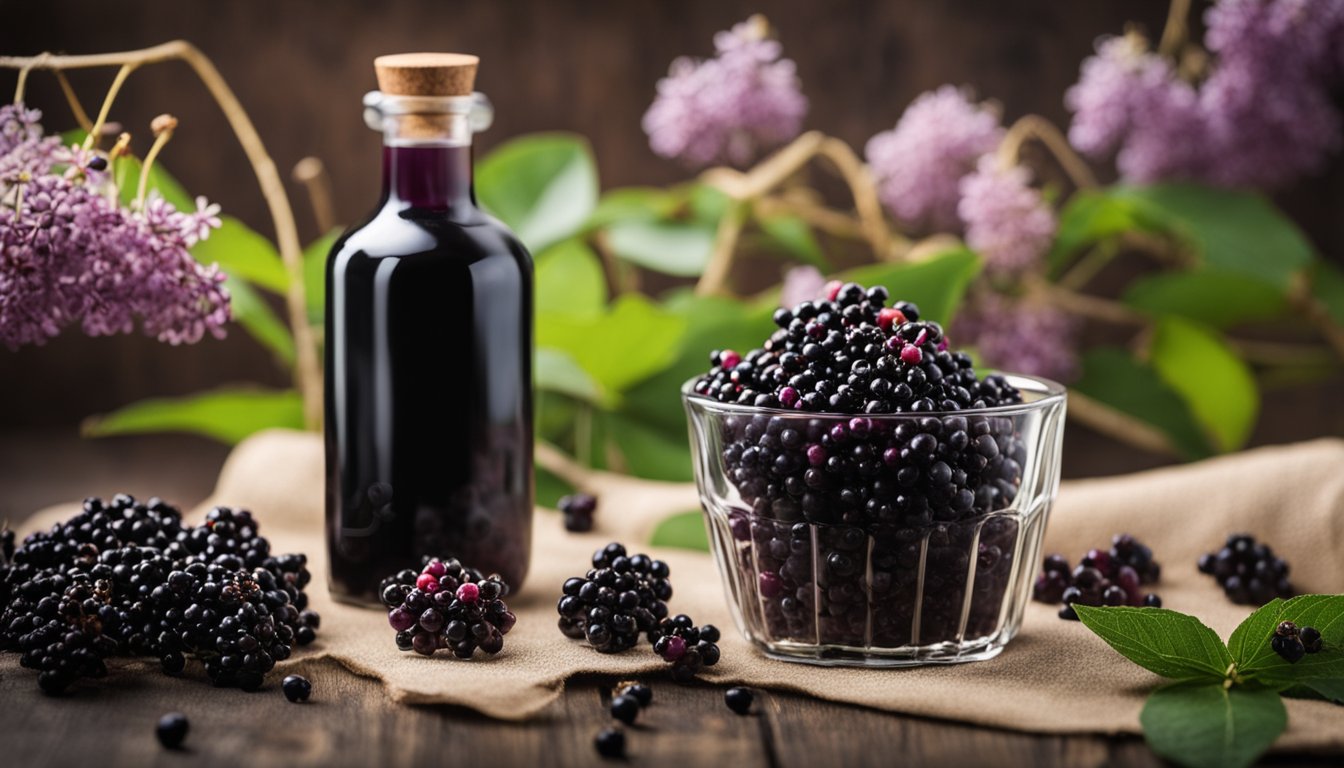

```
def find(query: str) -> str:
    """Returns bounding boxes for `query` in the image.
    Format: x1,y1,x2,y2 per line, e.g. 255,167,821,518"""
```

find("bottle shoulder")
329,203,532,265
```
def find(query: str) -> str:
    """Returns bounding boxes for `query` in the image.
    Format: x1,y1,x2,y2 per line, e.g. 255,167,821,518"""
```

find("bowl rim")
681,372,1067,419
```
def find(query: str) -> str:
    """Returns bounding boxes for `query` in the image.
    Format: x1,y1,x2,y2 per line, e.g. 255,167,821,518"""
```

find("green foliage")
1228,595,1344,686
536,293,686,398
606,220,716,276
302,228,342,325
649,510,710,551
1311,263,1344,326
534,466,575,510
1048,188,1159,274
1072,606,1233,681
1140,683,1286,768
536,239,607,319
476,133,598,253
805,246,983,326
758,214,828,269
1123,271,1289,329
1072,348,1212,459
193,216,290,294
1148,317,1259,452
83,388,303,444
226,278,295,366
586,186,682,229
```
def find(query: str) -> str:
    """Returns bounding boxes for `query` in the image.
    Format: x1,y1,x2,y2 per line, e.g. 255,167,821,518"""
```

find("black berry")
594,727,625,758
619,682,653,707
1272,634,1306,663
1033,534,1163,619
650,614,720,683
1197,534,1293,605
282,674,312,702
611,693,640,724
383,558,513,659
557,543,670,653
1300,626,1323,654
725,686,753,715
560,494,598,533
156,712,189,749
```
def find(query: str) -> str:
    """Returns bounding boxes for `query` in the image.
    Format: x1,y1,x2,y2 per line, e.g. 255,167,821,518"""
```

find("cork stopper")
374,53,479,97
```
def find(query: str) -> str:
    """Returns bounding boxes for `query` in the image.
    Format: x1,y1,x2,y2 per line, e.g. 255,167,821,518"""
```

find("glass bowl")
682,374,1066,667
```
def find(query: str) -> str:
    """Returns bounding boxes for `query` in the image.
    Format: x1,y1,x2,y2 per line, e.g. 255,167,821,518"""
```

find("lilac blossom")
643,16,808,168
952,293,1080,383
865,86,1003,231
0,103,231,350
957,156,1056,274
779,265,825,307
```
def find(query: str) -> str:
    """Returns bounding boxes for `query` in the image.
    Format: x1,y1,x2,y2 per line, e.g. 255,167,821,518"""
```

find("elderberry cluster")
1197,534,1294,605
1034,534,1163,620
649,615,721,683
1272,621,1323,663
557,543,671,653
381,558,515,658
0,495,318,694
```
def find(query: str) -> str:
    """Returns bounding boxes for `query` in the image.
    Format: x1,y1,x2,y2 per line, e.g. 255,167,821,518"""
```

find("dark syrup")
325,144,533,604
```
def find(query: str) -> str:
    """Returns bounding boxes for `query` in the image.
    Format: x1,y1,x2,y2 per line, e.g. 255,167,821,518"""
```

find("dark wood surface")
0,431,1336,767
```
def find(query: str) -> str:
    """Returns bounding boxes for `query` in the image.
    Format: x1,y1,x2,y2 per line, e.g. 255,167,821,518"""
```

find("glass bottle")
325,54,533,605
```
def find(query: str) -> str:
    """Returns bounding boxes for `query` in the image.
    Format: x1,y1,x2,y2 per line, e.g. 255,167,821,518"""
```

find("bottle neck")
380,112,474,209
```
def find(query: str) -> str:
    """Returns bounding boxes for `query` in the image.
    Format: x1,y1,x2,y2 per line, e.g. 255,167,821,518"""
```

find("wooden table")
0,431,1333,767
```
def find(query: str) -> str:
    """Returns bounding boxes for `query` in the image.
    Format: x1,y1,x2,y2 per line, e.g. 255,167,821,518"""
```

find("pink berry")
806,444,826,466
758,571,784,598
900,345,923,365
416,572,440,593
720,350,741,369
778,386,799,407
456,582,480,603
877,307,907,330
913,329,929,347
424,560,446,578
824,280,843,301
663,635,687,662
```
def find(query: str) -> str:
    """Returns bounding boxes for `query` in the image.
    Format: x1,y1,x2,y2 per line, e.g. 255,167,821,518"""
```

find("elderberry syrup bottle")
325,53,533,604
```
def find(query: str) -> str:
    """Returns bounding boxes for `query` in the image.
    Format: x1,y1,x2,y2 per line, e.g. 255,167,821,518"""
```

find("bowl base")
751,633,1009,668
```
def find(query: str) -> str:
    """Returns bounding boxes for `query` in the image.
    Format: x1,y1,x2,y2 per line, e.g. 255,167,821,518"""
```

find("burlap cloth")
18,431,1344,748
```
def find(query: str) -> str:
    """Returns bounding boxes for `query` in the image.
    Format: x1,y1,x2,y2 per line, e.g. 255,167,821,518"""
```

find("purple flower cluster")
643,16,808,168
1066,1,1344,188
952,293,1079,383
0,103,230,350
865,86,1004,232
958,156,1057,275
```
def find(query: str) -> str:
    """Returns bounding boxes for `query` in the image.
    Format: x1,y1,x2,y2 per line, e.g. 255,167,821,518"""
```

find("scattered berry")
1276,621,1299,638
0,495,317,693
559,494,598,533
1034,533,1163,619
725,686,754,715
594,726,626,758
381,558,513,659
1272,634,1306,663
1197,534,1293,605
618,682,653,707
156,712,189,749
651,614,721,683
1300,626,1323,654
282,674,312,702
557,543,671,653
611,693,640,724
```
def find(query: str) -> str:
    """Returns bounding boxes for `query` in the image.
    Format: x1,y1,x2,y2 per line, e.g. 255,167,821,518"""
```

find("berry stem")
696,199,748,297
53,70,94,133
1065,389,1182,457
996,114,1099,191
290,157,337,235
82,64,139,151
135,116,176,209
1156,0,1193,59
1,42,323,431
815,135,901,261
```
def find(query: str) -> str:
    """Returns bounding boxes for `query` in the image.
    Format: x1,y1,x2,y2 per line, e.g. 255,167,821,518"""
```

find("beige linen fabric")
19,431,1344,748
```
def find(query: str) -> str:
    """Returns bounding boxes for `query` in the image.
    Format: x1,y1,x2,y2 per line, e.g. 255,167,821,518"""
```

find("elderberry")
1197,534,1293,605
156,712,189,749
282,674,312,702
559,494,598,533
595,726,626,758
557,543,670,653
1033,534,1163,620
650,615,721,683
610,693,640,724
382,558,513,658
725,686,754,715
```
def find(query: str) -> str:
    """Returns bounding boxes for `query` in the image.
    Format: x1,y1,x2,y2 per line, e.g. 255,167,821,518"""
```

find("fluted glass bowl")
683,374,1066,667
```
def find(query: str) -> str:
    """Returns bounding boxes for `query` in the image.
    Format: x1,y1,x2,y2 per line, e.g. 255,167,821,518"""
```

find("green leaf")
536,390,579,444
1073,605,1233,681
689,184,731,225
587,187,681,229
1311,262,1344,327
605,412,693,483
192,216,290,295
536,348,607,406
1140,682,1286,768
649,510,710,552
1148,317,1259,452
1297,679,1344,704
605,220,716,277
823,246,983,326
110,155,195,212
535,239,606,319
1072,348,1211,458
227,278,295,366
1230,594,1344,685
534,465,575,510
1048,189,1158,274
303,228,342,326
82,388,303,445
477,133,598,253
758,214,829,269
1123,271,1289,329
1112,184,1315,290
536,294,686,395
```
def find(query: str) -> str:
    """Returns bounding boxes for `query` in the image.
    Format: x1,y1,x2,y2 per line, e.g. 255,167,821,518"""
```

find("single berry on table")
282,674,312,703
156,713,189,749
611,693,640,724
725,686,754,715
594,727,626,758
618,682,653,707
560,494,599,533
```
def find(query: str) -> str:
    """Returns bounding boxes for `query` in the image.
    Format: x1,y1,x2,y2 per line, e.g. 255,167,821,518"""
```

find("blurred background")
1,0,1341,509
